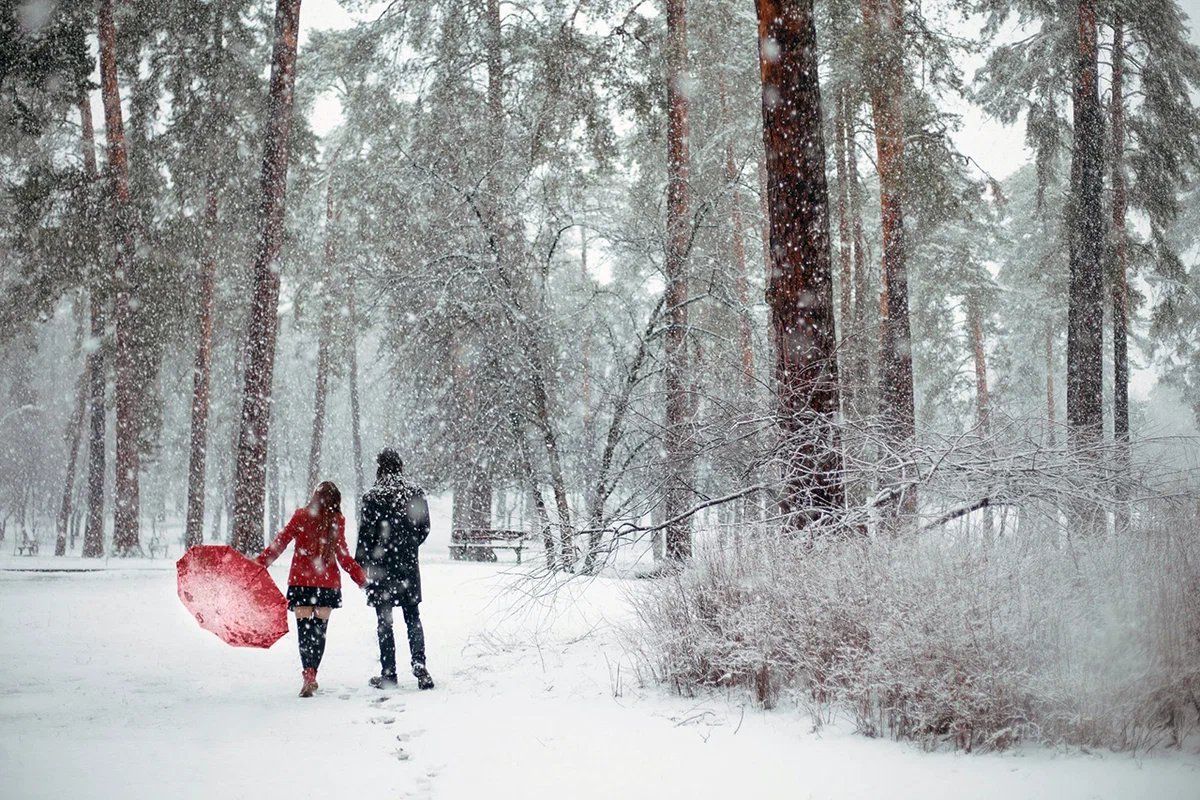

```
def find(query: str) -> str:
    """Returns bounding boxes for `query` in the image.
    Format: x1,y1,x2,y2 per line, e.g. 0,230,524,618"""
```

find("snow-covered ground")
3,548,1199,800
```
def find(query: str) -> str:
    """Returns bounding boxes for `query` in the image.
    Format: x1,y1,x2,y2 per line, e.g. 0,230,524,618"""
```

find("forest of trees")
2,0,1199,572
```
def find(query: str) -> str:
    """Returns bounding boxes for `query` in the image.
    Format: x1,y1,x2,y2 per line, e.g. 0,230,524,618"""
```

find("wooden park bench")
15,533,39,556
147,534,169,559
449,529,528,564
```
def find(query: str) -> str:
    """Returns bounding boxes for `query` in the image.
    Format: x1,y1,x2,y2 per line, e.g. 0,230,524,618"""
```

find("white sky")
299,0,1200,181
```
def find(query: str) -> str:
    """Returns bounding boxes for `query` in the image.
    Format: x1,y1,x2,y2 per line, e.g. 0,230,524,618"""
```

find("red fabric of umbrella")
177,545,289,648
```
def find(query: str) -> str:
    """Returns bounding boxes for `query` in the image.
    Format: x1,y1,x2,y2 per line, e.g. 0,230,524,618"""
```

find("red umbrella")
177,545,289,648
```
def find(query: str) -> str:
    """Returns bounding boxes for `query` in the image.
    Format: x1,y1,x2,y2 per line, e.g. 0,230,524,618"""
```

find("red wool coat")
257,508,367,590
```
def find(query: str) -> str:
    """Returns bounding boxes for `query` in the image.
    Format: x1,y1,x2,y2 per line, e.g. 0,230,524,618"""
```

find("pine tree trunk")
56,363,89,555
79,92,107,559
719,72,755,388
835,87,854,367
1046,320,1057,447
346,270,365,502
1066,0,1105,448
99,0,141,556
833,87,854,402
755,0,845,529
1110,18,1130,530
580,228,597,462
968,294,991,434
185,187,219,549
307,170,338,493
861,0,916,523
664,0,693,561
847,100,869,409
267,434,281,534
231,0,304,554
968,291,994,538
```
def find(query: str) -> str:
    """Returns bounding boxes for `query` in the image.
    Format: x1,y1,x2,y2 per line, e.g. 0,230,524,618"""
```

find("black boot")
371,606,398,688
412,661,435,691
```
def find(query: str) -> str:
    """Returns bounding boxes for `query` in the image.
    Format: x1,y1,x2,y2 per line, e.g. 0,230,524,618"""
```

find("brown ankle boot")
299,668,318,698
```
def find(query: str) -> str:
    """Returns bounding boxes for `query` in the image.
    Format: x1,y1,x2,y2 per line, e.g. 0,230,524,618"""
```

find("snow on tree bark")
231,0,303,555
99,0,141,556
755,0,845,528
664,0,694,561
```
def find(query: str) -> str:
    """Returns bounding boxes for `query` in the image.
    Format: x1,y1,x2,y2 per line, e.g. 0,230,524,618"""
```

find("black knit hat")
376,448,404,475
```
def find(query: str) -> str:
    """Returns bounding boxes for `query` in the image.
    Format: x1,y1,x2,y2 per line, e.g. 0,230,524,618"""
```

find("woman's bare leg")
314,606,332,620
294,605,314,619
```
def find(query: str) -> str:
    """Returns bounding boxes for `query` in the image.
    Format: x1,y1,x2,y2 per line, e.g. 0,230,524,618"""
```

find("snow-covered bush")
633,507,1200,752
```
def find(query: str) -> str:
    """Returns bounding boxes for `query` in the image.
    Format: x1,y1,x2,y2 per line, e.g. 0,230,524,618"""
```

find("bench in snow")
449,529,527,564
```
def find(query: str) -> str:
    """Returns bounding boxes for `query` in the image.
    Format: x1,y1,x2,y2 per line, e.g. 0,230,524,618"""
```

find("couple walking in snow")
256,448,435,697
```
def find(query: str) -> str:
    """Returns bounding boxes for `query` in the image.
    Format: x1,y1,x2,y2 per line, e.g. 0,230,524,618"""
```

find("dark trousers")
375,604,425,678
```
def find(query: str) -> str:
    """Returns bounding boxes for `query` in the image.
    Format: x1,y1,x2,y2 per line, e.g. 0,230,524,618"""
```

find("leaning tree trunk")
663,0,694,561
511,412,556,572
99,0,141,556
1066,0,1105,448
755,0,845,529
1110,18,1130,530
79,91,107,559
185,186,219,549
231,0,304,555
307,168,338,493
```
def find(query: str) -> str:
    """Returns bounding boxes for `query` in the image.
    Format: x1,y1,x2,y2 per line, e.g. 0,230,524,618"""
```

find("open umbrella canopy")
176,545,289,648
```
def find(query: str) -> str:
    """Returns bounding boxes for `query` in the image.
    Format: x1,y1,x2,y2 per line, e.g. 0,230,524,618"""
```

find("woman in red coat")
257,481,366,697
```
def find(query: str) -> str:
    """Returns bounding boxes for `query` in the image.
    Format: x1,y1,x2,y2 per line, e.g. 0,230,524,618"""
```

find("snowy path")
2,555,1198,800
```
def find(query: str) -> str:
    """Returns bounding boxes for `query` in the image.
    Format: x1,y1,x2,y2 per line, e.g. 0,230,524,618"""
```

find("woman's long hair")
307,481,342,564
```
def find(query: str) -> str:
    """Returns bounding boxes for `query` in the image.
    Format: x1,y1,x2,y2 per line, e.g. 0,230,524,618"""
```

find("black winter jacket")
355,474,430,607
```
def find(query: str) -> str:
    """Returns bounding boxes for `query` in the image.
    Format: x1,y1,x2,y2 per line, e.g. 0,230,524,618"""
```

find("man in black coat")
355,448,435,690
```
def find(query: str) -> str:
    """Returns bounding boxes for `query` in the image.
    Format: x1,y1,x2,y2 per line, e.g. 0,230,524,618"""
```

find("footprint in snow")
370,716,396,725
